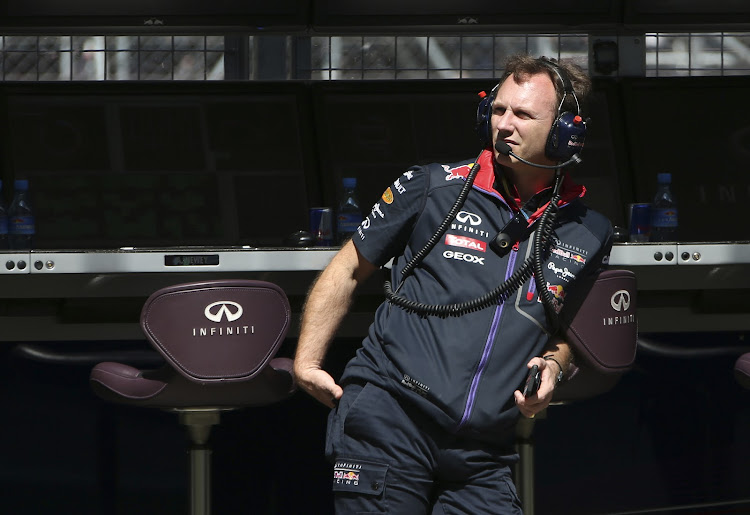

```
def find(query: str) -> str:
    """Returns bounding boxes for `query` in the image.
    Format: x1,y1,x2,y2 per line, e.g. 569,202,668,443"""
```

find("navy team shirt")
341,150,613,448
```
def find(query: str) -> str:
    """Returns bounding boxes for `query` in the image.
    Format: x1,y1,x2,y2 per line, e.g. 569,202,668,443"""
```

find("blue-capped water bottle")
650,172,678,242
336,177,363,244
9,179,35,250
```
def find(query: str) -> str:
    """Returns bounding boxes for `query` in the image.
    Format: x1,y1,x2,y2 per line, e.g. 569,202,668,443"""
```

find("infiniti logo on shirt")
455,211,482,225
204,301,243,322
451,210,489,238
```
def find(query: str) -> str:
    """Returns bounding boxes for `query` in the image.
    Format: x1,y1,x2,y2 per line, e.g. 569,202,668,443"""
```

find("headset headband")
539,57,581,116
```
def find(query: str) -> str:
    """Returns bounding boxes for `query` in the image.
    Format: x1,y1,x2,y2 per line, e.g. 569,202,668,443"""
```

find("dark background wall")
3,76,750,250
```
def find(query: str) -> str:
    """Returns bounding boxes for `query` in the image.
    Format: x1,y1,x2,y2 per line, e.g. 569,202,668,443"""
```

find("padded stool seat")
91,357,294,408
89,279,296,515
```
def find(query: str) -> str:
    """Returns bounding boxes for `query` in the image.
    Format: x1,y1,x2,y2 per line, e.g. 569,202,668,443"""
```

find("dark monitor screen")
311,79,626,228
624,0,750,26
3,83,317,249
313,0,618,29
622,76,750,242
0,0,308,28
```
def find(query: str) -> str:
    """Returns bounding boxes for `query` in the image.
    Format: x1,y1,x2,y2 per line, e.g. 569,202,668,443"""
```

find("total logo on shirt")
445,234,487,253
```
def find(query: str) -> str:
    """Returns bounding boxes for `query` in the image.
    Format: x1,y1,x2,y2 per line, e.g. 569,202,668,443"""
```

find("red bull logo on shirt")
547,283,565,300
551,246,587,266
539,283,566,313
334,461,361,485
442,163,474,181
334,471,360,481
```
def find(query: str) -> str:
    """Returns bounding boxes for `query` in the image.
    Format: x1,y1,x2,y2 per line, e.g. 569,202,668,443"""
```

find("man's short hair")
500,54,592,116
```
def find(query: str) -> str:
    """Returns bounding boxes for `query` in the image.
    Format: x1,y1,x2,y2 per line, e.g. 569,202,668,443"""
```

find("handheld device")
523,365,541,397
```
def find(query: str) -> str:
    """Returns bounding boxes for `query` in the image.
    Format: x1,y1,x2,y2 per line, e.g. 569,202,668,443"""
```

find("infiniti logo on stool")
192,300,252,337
610,290,631,312
204,301,243,322
603,289,636,327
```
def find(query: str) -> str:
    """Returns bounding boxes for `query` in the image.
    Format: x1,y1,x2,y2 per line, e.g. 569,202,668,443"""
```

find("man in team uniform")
294,54,613,514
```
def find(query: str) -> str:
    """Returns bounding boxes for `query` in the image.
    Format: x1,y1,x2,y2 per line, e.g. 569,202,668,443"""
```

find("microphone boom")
495,140,581,169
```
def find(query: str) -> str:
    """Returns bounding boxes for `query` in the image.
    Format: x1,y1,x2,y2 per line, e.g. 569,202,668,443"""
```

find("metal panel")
609,243,678,266
28,248,338,274
677,243,750,265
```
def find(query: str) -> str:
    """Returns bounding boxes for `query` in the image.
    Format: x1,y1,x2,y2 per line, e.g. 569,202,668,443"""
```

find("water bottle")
336,177,363,244
9,179,35,250
0,180,9,250
650,172,678,242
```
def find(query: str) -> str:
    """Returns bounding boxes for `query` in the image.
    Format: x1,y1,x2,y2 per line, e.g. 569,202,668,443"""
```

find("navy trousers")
325,382,523,514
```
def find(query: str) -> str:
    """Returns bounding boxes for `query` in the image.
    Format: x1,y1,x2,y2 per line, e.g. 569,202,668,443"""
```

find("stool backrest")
562,269,638,374
141,280,291,384
552,269,638,402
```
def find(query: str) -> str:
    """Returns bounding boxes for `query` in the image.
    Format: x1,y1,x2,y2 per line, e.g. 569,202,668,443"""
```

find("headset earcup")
545,116,562,159
475,95,493,148
545,111,586,160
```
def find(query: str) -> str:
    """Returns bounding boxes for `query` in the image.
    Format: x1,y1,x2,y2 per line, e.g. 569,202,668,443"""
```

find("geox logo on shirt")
443,250,485,265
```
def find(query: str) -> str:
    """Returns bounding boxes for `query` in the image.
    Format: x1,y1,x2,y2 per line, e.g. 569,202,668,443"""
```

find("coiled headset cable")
384,153,564,319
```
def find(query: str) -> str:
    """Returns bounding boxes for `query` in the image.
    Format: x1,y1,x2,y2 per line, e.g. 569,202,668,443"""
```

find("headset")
475,57,587,161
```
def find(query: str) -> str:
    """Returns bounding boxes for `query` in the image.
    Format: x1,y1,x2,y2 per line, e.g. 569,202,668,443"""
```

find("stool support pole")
190,445,212,515
178,409,222,515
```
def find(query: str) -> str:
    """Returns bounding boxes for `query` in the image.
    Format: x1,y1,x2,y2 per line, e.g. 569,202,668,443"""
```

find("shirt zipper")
457,248,518,429
526,270,537,301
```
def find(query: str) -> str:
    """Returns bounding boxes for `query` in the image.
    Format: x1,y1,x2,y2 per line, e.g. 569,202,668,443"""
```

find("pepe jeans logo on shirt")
547,261,576,282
